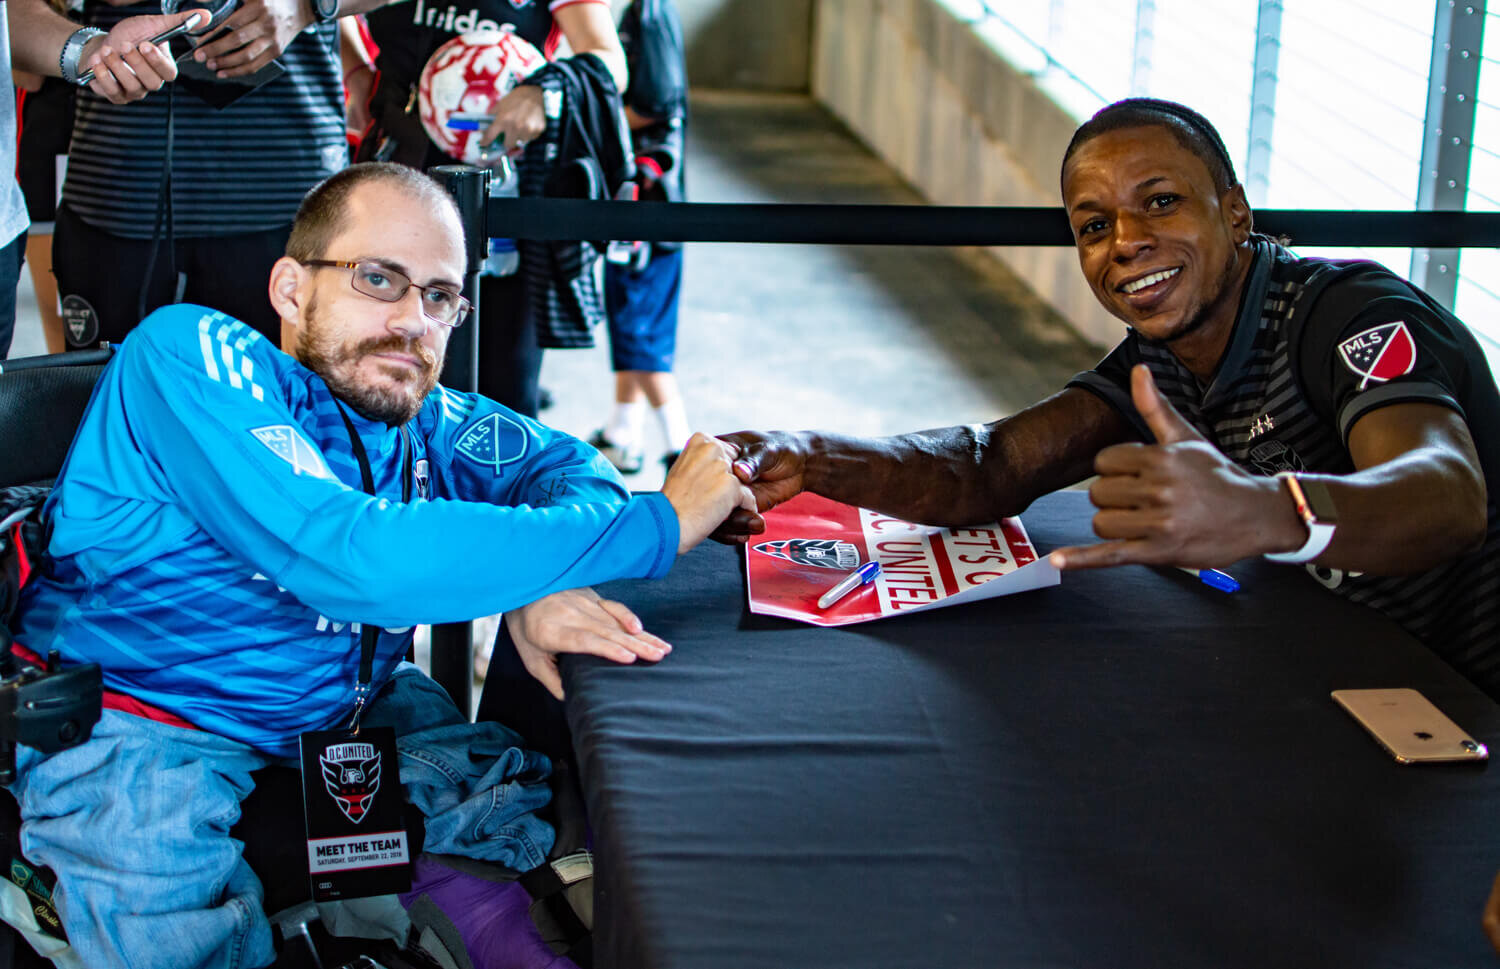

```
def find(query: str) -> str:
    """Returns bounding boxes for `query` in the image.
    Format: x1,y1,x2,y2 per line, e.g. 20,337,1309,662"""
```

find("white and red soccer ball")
417,29,547,166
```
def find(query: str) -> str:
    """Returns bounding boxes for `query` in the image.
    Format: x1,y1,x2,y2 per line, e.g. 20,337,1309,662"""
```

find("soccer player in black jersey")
719,98,1500,701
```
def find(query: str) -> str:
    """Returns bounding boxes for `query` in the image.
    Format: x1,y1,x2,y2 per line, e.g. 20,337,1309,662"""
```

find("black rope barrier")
487,198,1500,248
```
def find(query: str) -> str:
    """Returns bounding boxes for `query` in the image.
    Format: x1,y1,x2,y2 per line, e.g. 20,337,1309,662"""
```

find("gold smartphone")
1332,688,1489,764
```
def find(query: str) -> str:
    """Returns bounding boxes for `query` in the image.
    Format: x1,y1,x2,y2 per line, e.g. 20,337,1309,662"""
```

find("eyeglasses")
302,259,471,327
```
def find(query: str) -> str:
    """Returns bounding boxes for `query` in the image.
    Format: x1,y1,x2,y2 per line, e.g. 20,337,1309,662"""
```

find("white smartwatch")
1264,472,1338,564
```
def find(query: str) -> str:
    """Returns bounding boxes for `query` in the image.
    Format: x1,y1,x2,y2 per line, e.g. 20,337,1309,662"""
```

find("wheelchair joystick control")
0,625,103,785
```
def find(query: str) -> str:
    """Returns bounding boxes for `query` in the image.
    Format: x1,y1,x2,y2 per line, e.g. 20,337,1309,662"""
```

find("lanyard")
336,405,413,734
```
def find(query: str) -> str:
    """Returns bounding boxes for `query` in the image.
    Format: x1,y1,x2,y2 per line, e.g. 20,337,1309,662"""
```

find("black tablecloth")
568,491,1500,968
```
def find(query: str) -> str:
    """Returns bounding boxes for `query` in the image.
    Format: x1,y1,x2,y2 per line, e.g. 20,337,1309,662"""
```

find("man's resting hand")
505,588,671,700
660,433,757,554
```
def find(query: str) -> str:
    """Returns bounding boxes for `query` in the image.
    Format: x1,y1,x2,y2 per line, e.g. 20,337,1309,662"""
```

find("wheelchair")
0,350,592,969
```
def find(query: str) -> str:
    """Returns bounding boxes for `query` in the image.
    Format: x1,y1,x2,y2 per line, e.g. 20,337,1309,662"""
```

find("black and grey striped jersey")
1069,237,1500,699
62,3,344,240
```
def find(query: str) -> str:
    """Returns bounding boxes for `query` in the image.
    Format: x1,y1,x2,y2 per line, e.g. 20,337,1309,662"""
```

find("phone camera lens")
1462,740,1479,752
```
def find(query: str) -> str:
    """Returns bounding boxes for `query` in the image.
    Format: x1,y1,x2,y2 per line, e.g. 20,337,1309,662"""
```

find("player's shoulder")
1282,254,1427,327
127,304,275,361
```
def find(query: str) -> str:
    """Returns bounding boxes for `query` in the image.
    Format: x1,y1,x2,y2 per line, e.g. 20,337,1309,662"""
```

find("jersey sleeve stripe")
198,317,223,383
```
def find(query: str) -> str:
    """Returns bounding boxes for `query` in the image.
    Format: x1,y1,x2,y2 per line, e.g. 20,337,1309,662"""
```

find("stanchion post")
428,164,489,718
431,164,487,393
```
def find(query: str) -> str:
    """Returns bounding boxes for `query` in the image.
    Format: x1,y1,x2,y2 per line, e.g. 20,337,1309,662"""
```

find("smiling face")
1062,124,1253,361
273,178,467,424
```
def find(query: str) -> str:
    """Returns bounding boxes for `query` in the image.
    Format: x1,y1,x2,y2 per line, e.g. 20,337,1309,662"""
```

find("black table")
568,491,1500,968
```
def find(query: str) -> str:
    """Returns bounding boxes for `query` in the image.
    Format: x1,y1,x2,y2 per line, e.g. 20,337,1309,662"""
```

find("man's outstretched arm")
718,387,1134,536
1050,365,1488,575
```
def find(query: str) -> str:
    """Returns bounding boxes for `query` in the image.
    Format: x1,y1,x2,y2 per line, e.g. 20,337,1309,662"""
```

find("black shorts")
17,79,75,226
52,204,290,348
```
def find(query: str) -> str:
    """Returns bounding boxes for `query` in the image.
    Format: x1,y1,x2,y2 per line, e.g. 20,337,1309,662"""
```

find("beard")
295,293,442,425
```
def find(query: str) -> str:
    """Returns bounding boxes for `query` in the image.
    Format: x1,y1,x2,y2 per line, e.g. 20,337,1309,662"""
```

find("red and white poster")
745,493,1059,627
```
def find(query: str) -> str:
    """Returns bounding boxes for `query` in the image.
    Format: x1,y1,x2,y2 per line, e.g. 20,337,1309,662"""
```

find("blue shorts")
604,247,683,373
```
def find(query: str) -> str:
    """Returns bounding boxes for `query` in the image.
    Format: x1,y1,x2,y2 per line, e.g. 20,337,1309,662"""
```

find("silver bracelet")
60,27,107,85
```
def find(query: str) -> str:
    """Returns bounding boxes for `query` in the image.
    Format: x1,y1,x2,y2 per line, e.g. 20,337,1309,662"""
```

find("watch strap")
61,27,108,86
1264,472,1336,564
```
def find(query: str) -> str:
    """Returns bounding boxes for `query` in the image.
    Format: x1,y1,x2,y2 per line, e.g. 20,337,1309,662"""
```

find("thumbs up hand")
1049,365,1288,571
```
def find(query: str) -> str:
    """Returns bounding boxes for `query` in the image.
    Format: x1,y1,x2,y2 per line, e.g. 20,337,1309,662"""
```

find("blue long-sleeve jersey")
15,306,678,756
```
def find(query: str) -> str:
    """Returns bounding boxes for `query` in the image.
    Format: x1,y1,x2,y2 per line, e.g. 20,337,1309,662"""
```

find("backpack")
619,0,687,122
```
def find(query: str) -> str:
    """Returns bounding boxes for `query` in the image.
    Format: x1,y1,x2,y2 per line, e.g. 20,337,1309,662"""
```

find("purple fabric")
401,856,579,969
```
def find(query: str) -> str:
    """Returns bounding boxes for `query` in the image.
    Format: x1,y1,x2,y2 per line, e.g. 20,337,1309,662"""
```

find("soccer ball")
417,29,547,166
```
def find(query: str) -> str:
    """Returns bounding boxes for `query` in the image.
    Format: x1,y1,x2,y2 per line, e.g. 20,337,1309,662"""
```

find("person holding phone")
719,98,1500,703
48,0,353,350
1,0,195,358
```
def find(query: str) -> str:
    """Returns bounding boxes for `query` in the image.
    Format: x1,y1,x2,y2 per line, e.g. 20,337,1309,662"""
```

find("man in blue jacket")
8,161,750,968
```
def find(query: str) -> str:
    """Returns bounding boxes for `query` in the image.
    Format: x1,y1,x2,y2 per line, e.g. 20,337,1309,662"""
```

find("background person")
8,162,750,968
720,98,1500,701
589,0,691,475
49,0,351,349
1,0,194,358
360,0,628,417
15,52,74,354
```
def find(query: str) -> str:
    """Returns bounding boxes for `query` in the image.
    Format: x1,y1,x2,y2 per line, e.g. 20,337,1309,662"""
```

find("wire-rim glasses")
302,259,471,327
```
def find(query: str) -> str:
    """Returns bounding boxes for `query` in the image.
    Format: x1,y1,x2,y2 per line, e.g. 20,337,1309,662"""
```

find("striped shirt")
1069,237,1500,698
14,304,677,755
62,3,345,239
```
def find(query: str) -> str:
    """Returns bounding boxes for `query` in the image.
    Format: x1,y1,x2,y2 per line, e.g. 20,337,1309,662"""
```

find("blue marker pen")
1176,567,1240,594
818,561,882,609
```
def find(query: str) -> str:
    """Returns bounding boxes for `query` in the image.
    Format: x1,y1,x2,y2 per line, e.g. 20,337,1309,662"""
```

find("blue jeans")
0,228,28,360
9,664,554,969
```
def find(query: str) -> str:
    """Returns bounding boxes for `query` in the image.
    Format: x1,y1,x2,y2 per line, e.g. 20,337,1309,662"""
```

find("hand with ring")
480,85,545,158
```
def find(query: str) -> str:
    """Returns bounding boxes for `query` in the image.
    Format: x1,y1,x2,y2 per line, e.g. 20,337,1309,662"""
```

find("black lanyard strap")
335,405,413,732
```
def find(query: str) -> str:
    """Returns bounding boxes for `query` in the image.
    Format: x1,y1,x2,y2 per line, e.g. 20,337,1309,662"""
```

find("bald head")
286,162,466,265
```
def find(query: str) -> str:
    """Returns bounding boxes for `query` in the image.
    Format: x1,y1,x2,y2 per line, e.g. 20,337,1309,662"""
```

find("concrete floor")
11,90,1104,496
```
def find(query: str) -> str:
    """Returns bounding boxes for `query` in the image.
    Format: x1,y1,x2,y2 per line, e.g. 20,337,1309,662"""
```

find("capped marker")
446,112,497,131
1177,567,1239,594
818,561,881,610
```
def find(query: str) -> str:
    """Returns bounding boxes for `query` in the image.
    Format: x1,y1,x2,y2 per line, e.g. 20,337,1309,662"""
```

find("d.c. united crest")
753,538,860,570
320,742,382,824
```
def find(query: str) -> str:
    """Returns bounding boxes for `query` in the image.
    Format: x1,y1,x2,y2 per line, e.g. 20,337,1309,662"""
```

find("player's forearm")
803,389,1128,526
1283,452,1487,575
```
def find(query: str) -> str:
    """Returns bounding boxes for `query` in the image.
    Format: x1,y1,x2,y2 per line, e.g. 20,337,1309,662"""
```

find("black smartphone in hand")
167,27,286,110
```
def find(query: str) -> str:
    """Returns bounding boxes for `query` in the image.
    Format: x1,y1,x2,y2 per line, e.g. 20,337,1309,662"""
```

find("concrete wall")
677,0,815,91
810,0,1119,347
